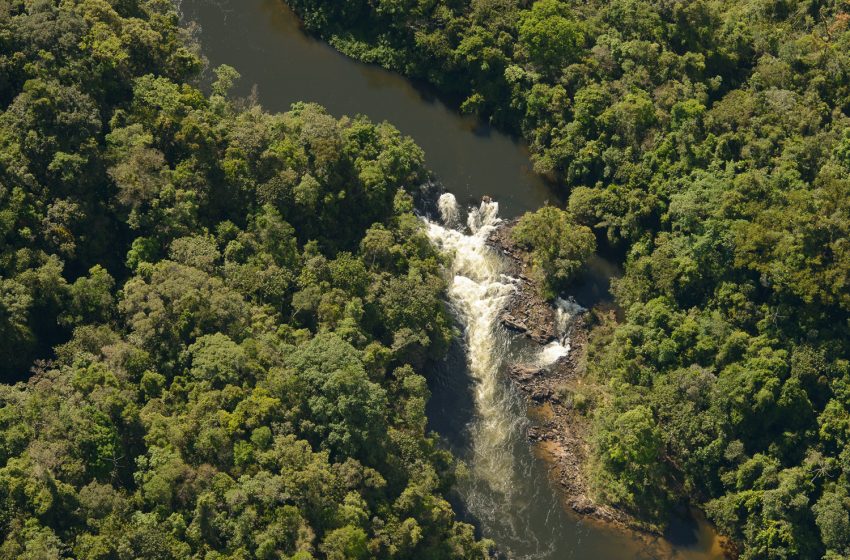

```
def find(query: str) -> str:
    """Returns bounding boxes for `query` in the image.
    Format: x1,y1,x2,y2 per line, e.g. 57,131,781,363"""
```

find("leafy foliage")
286,0,850,556
511,205,595,299
0,1,490,558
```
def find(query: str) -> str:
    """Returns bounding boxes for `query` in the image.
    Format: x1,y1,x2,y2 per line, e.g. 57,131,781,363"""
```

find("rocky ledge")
486,219,559,344
488,219,735,558
487,221,638,531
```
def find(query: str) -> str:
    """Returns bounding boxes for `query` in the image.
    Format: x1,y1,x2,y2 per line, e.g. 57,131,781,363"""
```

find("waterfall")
437,192,461,227
425,196,597,558
554,297,584,339
425,197,582,499
425,199,519,497
538,297,585,366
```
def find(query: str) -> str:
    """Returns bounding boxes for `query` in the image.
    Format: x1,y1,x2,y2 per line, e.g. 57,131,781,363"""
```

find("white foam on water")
425,199,518,496
437,192,461,227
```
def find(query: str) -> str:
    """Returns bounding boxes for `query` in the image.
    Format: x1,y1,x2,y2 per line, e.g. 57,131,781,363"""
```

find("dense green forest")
0,1,494,558
284,0,850,558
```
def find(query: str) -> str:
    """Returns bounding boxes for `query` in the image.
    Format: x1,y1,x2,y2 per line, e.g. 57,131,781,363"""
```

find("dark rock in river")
510,364,544,382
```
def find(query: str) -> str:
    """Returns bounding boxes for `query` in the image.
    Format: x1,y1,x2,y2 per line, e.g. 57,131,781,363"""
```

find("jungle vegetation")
0,1,493,558
284,0,850,557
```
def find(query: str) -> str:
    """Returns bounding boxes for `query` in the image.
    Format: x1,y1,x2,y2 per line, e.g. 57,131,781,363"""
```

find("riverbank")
487,221,638,530
488,220,737,559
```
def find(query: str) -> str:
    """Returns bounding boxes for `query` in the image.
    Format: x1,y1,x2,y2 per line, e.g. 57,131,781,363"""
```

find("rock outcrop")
488,220,638,530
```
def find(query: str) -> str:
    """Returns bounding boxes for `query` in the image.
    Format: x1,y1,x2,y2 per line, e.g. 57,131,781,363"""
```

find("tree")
591,405,670,521
512,205,596,299
0,2,491,559
518,0,584,76
320,525,369,560
813,486,850,557
281,0,850,554
118,260,253,368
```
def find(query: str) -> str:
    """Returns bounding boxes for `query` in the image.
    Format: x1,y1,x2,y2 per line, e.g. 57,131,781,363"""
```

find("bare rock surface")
487,220,558,344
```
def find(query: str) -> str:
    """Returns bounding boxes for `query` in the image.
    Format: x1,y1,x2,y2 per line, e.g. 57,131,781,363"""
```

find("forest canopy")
0,1,491,558
285,0,850,558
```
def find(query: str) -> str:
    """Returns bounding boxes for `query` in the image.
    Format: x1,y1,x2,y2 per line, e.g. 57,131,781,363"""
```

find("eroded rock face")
510,364,544,382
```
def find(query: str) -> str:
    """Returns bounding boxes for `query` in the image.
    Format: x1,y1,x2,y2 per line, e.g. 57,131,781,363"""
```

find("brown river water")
178,1,726,558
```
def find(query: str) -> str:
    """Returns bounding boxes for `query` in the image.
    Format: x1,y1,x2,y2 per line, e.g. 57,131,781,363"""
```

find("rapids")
426,197,519,496
179,1,726,556
423,195,724,559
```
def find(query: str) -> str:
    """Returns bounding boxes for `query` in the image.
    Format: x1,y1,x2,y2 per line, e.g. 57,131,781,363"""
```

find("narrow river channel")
178,1,725,558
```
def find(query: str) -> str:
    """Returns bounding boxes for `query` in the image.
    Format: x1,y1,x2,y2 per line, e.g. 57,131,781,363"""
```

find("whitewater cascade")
426,195,599,557
437,192,461,227
538,297,585,366
426,195,519,495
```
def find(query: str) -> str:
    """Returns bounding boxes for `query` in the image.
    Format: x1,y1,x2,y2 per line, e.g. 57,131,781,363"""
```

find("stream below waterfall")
179,1,725,557
424,197,723,560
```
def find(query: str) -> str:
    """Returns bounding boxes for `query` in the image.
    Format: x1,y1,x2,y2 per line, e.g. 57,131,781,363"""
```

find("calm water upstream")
178,0,554,218
179,1,725,558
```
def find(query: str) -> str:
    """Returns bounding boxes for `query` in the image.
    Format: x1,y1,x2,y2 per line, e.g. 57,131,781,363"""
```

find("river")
178,1,725,558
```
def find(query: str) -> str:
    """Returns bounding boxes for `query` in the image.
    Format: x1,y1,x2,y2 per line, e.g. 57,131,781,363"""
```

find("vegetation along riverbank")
3,0,850,558
488,219,630,526
0,2,493,557
283,1,850,557
491,217,735,557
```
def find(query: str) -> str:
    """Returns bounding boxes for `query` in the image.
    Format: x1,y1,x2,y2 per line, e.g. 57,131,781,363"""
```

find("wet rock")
511,364,544,382
488,219,659,541
571,498,598,515
488,220,560,344
501,313,529,334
